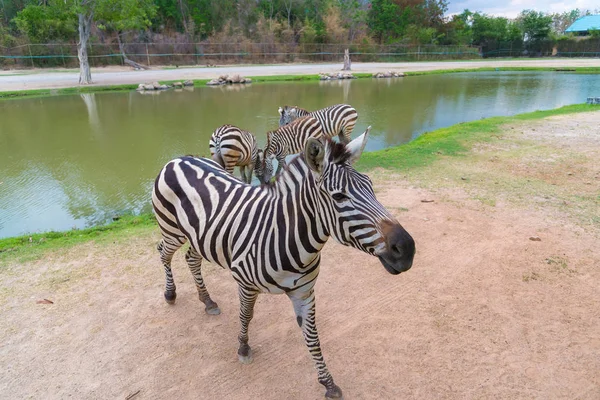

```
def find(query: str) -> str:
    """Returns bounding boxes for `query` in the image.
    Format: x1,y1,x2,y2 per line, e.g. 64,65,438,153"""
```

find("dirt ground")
1,112,599,399
1,58,599,91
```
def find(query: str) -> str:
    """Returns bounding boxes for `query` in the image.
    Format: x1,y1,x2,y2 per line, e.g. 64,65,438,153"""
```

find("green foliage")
518,10,553,42
471,12,522,45
95,0,157,34
589,28,600,38
13,1,77,43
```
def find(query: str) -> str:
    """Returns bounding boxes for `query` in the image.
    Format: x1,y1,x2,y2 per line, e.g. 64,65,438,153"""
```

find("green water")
1,71,598,238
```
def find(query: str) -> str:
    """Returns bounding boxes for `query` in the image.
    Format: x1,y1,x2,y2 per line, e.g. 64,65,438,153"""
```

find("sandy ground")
1,59,600,91
1,112,599,399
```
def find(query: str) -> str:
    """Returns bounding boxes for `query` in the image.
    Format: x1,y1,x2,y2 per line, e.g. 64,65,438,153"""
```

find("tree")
518,10,553,43
13,1,77,43
95,0,156,70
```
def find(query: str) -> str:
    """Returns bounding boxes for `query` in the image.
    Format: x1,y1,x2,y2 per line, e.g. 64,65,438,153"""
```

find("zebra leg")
288,289,342,399
275,156,286,175
157,237,185,304
239,165,246,182
185,247,221,315
245,163,254,184
237,286,259,364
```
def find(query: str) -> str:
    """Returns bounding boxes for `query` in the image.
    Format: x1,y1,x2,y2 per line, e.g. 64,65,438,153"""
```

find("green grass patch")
404,66,600,76
0,213,156,263
356,103,599,171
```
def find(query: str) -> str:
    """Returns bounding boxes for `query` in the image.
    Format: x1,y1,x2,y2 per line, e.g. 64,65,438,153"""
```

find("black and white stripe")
209,124,261,183
278,103,358,144
152,129,415,399
262,114,323,181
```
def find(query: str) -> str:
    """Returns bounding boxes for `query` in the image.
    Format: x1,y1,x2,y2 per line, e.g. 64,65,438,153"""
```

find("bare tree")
282,0,295,28
78,11,93,84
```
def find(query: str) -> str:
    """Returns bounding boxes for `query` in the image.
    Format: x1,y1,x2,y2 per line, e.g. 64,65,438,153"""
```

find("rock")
206,79,224,86
397,72,405,77
137,83,145,89
173,81,183,88
152,81,161,90
244,78,251,83
158,85,169,90
218,75,228,81
144,84,155,90
383,72,392,78
183,80,194,86
529,236,542,242
231,74,242,83
136,85,145,92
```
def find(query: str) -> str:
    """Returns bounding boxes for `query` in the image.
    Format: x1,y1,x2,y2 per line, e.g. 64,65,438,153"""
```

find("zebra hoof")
325,384,343,399
164,290,177,305
238,345,253,364
205,304,221,315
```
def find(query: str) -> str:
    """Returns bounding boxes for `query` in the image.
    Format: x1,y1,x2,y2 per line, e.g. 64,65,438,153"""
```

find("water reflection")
0,72,598,237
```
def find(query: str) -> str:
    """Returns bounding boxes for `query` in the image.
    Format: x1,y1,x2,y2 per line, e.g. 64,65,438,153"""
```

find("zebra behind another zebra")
260,114,323,182
152,129,415,399
278,103,358,144
209,124,262,184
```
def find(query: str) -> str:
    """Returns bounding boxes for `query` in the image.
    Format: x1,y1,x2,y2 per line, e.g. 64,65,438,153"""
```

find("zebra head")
278,105,303,127
304,128,415,274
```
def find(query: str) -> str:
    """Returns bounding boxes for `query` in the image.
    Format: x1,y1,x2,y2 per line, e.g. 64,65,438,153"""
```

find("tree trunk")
342,48,351,71
116,32,149,70
78,13,93,85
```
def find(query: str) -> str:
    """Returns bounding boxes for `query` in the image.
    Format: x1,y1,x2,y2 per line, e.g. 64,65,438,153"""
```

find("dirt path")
1,59,600,91
1,112,599,399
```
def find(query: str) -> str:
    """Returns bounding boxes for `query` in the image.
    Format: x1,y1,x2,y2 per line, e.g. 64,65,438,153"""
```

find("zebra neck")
268,157,330,247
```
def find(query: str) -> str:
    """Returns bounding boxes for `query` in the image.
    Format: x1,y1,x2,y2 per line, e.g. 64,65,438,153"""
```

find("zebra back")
265,115,323,161
279,104,358,144
209,125,258,174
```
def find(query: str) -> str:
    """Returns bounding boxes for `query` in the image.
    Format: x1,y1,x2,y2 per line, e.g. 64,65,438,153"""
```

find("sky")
447,0,600,18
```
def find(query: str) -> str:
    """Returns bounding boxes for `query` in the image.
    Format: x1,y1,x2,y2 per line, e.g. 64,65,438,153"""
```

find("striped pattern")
151,134,415,398
278,103,358,144
262,115,323,182
209,124,260,183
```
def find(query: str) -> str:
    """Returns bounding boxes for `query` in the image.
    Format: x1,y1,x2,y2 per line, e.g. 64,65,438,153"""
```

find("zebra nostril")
391,244,402,256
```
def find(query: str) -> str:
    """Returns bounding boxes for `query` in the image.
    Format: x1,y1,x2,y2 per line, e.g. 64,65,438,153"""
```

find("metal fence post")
27,44,35,68
146,43,150,66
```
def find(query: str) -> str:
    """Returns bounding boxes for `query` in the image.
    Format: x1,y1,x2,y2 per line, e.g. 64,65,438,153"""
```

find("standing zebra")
209,124,262,183
278,103,358,144
261,114,323,182
152,128,415,399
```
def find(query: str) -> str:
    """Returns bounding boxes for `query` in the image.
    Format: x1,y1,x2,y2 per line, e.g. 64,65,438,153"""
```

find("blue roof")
566,15,600,32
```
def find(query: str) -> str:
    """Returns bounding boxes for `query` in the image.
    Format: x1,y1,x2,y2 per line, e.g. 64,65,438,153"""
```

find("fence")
482,38,600,58
0,42,481,69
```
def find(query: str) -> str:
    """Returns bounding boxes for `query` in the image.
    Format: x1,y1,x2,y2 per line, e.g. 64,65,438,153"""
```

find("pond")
1,71,599,238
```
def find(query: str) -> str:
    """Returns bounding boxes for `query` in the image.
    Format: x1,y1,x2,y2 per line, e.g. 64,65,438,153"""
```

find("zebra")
261,114,323,183
152,127,415,399
278,103,358,144
209,124,262,183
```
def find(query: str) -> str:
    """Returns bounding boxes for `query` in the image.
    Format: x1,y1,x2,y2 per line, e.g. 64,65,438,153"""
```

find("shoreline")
1,58,600,98
1,102,597,258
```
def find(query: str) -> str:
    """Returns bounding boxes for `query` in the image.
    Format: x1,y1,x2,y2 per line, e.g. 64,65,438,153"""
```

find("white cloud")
447,0,600,18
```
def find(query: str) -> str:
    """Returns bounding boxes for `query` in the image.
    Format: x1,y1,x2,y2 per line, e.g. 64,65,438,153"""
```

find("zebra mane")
261,139,351,188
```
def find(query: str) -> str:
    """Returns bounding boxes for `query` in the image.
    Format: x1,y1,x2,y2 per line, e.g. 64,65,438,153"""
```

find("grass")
356,103,599,172
0,213,156,264
404,66,600,76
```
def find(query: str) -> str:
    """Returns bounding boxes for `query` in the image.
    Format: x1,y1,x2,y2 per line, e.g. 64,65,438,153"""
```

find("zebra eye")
332,192,349,202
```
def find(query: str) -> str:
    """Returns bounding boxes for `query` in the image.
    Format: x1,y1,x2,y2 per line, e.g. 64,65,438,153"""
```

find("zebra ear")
278,107,283,116
346,126,371,164
305,137,325,173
